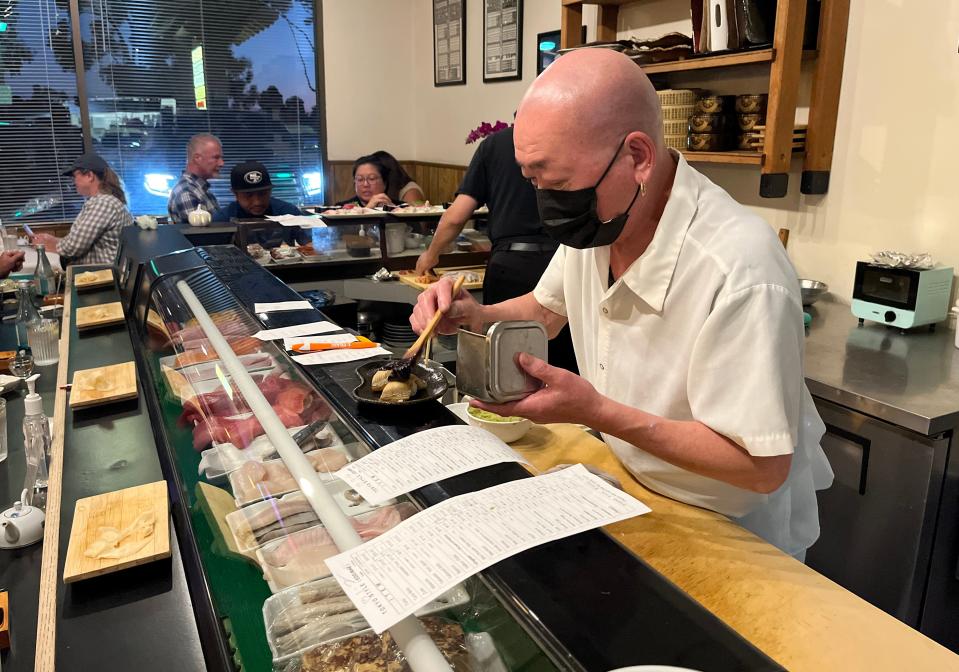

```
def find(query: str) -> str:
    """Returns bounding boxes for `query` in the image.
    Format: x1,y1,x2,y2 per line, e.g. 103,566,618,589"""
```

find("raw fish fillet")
230,449,350,504
257,505,411,590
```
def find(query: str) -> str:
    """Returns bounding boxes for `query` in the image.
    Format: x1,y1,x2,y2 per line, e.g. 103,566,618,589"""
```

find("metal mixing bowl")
799,279,829,306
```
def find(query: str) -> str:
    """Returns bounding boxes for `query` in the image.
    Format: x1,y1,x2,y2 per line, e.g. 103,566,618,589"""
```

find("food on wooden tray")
229,449,350,505
84,511,157,560
257,505,412,590
466,407,522,423
76,270,110,285
445,270,481,284
297,616,471,672
415,274,439,284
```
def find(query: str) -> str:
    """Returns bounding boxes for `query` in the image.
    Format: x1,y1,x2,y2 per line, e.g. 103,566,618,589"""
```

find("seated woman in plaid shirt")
31,153,133,266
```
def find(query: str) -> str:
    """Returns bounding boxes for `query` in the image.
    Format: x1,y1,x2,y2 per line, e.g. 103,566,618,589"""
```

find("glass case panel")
141,267,561,671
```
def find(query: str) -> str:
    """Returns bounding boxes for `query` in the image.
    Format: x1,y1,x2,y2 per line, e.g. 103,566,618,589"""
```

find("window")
79,0,323,215
0,0,85,224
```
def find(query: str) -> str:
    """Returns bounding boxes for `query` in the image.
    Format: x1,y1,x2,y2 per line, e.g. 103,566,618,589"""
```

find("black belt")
495,242,559,253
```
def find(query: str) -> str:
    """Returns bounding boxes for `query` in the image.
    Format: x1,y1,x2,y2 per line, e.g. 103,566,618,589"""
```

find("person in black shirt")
214,160,309,247
415,126,577,372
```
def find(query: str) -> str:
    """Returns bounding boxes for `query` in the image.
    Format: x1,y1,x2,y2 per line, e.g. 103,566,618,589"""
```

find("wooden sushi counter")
3,229,957,672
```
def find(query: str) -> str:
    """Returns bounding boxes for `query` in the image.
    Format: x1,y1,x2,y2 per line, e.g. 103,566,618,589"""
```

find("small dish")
351,358,449,407
463,404,532,443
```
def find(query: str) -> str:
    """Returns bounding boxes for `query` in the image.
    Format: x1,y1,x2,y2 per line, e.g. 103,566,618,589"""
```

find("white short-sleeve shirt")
533,151,834,555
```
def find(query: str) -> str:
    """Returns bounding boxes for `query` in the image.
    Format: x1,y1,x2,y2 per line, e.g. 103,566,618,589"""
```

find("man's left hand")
32,232,58,250
471,352,602,426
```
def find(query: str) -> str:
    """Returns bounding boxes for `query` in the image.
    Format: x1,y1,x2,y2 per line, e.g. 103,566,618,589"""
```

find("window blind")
79,0,323,215
0,0,85,224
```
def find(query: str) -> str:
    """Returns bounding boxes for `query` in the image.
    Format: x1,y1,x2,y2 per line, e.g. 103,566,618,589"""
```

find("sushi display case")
129,253,565,672
123,242,782,672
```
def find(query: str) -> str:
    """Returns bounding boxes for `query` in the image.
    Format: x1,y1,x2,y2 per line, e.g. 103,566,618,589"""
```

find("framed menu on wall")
433,0,466,86
484,0,523,82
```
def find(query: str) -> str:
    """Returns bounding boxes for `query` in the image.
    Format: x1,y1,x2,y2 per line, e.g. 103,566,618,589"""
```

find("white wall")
324,1,959,304
409,0,560,165
322,0,415,160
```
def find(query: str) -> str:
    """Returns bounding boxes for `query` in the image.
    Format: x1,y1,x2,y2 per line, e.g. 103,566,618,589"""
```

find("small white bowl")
448,402,532,443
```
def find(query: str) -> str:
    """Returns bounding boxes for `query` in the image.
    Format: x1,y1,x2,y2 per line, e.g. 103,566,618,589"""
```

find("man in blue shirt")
214,160,309,247
168,133,223,223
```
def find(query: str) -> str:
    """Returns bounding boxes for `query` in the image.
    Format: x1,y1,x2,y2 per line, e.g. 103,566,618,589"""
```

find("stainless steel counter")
804,300,959,436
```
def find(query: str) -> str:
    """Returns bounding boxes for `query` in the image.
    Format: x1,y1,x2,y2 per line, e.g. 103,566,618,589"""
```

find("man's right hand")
414,250,439,277
410,276,482,335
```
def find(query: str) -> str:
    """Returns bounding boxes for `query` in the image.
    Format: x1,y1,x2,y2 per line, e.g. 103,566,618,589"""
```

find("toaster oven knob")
884,310,896,323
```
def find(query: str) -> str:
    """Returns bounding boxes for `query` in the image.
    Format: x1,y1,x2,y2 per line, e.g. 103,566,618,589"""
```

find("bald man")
411,49,833,559
168,133,225,223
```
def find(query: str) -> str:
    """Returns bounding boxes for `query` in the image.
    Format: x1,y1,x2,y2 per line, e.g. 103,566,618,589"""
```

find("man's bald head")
514,49,664,188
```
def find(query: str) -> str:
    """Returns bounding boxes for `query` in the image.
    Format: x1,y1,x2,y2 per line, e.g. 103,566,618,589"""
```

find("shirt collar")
183,171,210,190
613,149,699,313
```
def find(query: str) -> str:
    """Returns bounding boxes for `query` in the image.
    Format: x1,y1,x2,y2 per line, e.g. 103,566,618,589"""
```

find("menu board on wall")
483,0,523,82
433,0,466,86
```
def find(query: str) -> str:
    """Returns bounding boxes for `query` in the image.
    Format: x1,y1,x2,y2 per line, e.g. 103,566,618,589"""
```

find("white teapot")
1,490,45,549
188,207,212,227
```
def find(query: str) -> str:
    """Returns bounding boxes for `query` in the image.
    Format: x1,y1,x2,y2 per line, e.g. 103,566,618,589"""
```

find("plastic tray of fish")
226,486,388,553
198,423,346,483
256,501,412,594
228,448,353,506
263,574,470,663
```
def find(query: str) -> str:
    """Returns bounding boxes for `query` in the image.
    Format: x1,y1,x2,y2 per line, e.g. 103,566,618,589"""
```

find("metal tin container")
456,321,548,403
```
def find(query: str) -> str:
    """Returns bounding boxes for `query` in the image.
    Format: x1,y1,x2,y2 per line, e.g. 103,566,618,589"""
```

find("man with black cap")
32,152,132,265
212,160,309,247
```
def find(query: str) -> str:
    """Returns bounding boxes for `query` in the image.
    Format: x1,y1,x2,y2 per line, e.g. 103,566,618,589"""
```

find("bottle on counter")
34,245,55,296
14,280,41,345
23,373,50,497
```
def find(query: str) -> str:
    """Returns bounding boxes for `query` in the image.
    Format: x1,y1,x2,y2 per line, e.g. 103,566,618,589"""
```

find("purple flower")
466,120,514,144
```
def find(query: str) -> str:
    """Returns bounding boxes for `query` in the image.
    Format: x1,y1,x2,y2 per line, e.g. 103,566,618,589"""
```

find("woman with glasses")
337,155,395,208
371,150,426,204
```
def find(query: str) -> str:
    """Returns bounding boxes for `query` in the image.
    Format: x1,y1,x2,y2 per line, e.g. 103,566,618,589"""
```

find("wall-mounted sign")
191,46,207,110
484,0,523,82
433,0,466,87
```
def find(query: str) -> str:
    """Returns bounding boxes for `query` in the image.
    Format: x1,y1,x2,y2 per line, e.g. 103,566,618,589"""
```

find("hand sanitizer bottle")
23,373,50,495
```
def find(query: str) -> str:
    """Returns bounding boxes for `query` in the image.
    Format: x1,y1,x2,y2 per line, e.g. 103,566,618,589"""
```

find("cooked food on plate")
368,359,427,403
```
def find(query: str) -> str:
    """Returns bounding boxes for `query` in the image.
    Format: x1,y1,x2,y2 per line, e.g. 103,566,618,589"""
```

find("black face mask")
535,137,642,249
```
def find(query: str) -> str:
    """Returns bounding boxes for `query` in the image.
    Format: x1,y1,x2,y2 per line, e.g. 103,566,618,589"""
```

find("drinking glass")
28,318,59,366
11,348,35,380
0,397,6,463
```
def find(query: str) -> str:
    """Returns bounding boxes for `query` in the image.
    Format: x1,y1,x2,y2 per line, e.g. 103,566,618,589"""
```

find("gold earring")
640,182,647,197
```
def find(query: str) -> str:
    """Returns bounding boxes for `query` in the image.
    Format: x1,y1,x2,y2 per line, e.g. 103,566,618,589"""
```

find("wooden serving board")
69,361,138,409
76,301,125,330
397,266,485,292
74,269,114,291
63,481,171,583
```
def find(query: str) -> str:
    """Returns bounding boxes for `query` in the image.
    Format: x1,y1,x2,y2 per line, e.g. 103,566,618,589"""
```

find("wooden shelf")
642,48,773,74
560,0,850,196
682,151,763,166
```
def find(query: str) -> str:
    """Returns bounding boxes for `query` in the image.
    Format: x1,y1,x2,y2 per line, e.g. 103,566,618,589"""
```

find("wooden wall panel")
328,160,465,206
